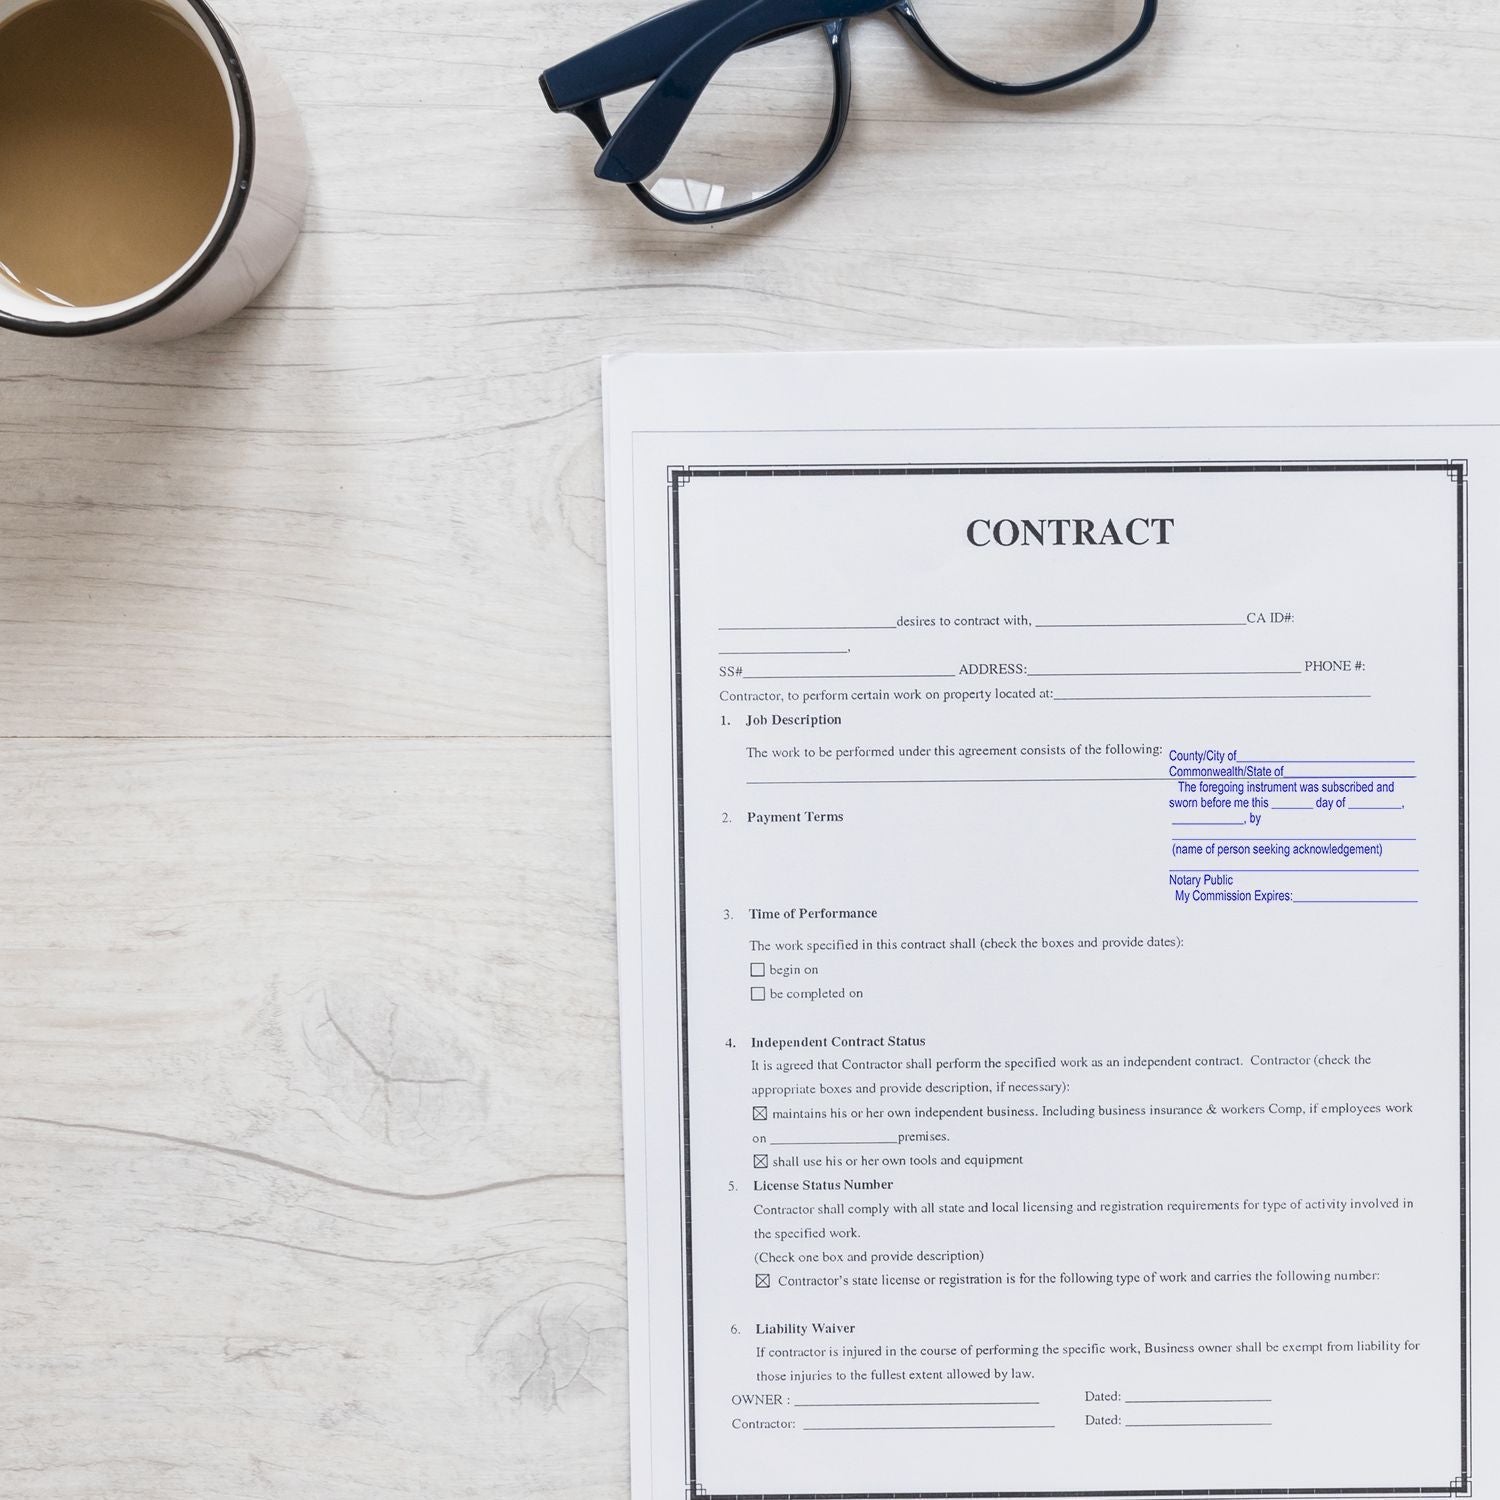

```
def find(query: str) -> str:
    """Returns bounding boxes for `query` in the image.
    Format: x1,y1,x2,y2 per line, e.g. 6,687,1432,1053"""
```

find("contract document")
603,344,1496,1500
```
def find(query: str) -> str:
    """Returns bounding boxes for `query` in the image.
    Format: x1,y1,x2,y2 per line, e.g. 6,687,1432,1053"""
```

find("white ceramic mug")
0,0,307,341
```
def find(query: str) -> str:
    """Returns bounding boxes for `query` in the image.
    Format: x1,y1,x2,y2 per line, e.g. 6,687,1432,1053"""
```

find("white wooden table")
1,3,1496,1494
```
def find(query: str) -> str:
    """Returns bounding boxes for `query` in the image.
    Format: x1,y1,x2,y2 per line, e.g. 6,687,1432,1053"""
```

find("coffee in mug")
0,0,308,340
0,0,235,308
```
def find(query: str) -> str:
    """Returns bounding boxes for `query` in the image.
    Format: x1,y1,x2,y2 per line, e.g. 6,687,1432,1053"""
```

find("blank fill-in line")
1036,622,1246,630
744,674,954,681
1032,670,1301,679
1172,821,1247,826
1295,899,1419,905
1124,1399,1273,1405
1350,805,1406,811
1176,869,1418,874
796,1401,1042,1409
1271,805,1315,810
1124,1421,1273,1429
1243,759,1415,765
774,1140,899,1146
719,625,896,632
1054,694,1372,703
804,1424,1056,1433
719,650,852,656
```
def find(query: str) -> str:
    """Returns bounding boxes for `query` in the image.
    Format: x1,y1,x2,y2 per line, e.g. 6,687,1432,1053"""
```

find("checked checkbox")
752,1106,767,1120
753,1154,769,1169
755,1273,771,1289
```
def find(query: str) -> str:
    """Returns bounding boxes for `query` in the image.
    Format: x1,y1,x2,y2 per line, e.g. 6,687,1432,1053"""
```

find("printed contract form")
602,344,1497,1500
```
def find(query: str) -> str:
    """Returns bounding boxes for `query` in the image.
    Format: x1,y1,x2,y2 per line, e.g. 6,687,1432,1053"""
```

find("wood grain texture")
0,740,625,1497
0,0,1497,1493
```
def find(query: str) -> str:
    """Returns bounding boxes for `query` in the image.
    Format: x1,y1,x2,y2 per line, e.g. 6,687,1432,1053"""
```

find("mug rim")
0,0,256,339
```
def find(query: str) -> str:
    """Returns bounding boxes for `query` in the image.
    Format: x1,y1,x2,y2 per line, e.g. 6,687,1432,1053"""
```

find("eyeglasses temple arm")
595,0,883,183
540,0,757,112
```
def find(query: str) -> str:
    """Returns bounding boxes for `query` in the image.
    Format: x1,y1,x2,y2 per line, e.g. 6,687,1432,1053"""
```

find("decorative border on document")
664,461,1470,1500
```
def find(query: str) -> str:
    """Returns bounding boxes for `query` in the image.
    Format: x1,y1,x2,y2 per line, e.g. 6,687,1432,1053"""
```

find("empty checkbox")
750,962,766,977
750,986,766,1001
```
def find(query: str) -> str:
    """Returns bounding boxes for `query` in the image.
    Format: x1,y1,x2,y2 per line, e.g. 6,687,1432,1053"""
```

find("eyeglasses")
540,0,1157,224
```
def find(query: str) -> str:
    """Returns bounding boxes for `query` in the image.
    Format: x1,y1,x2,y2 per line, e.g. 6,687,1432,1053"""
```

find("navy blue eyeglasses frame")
540,0,1158,224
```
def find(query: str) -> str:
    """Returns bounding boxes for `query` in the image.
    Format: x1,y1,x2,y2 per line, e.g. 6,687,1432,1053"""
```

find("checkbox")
755,1273,771,1289
750,962,766,977
750,987,766,1001
753,1106,767,1120
753,1154,769,1169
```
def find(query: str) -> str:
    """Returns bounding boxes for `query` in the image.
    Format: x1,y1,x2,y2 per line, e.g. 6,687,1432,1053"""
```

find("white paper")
603,344,1496,1500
